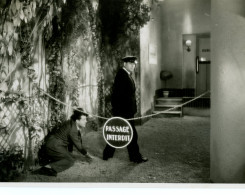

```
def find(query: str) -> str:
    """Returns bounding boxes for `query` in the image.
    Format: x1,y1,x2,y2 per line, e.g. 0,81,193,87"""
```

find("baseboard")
135,108,152,126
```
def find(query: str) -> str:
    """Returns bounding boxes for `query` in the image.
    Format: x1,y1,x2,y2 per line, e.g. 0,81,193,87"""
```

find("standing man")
103,56,148,163
36,108,93,176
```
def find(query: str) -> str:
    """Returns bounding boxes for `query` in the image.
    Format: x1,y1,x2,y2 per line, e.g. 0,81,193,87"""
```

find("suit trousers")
103,120,142,161
44,135,75,173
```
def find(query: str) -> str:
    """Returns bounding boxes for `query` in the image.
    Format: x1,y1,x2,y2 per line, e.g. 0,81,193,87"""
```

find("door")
196,37,210,97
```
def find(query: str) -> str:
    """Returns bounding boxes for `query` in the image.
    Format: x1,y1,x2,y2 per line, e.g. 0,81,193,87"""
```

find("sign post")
103,117,133,148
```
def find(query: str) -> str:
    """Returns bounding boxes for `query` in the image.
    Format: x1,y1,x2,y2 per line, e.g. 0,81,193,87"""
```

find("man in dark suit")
103,56,148,163
36,108,93,176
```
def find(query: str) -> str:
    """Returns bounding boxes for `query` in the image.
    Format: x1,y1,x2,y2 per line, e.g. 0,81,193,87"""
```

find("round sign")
103,117,133,149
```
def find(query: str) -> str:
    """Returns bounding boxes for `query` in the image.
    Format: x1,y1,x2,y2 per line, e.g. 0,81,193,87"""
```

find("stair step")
156,97,183,105
154,107,182,112
153,110,182,118
157,97,183,101
155,104,182,108
153,110,182,114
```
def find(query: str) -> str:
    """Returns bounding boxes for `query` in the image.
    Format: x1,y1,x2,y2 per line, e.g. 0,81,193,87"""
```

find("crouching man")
36,108,93,177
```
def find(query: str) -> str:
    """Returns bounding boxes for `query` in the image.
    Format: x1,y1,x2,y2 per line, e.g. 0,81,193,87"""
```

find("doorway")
182,33,211,112
196,35,210,97
182,33,210,97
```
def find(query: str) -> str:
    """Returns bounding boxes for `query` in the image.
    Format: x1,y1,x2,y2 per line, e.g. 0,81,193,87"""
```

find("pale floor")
17,113,210,183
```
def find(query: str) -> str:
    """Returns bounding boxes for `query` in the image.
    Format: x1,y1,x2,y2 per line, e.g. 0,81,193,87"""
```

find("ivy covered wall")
0,0,149,180
0,0,102,180
98,0,150,119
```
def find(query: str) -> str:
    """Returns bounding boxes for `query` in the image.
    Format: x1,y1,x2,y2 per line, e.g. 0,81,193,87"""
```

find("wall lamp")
185,40,192,52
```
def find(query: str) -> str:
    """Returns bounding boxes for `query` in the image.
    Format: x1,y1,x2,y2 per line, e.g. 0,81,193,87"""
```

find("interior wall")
140,1,162,116
182,34,197,89
160,0,211,88
211,0,245,183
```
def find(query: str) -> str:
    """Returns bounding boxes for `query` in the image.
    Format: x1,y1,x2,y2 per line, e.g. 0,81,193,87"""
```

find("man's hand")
84,153,93,162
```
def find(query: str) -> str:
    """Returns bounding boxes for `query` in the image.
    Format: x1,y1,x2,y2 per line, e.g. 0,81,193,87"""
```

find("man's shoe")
131,156,148,163
103,156,109,160
140,156,148,162
103,155,113,160
36,167,57,177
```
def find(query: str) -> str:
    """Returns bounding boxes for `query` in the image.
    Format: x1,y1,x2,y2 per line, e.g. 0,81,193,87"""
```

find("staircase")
153,97,183,117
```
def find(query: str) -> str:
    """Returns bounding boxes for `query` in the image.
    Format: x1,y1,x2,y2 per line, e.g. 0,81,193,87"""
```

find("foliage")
0,0,64,82
124,0,151,35
99,0,150,45
99,0,150,118
0,89,47,170
0,0,66,130
99,0,150,70
46,32,65,128
19,24,33,68
61,0,92,108
0,144,24,182
18,96,46,166
0,0,101,178
0,0,149,178
46,0,101,125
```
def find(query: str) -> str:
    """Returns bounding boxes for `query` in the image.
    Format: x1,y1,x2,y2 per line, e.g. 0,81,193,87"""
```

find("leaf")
32,10,36,17
6,34,10,42
15,17,21,27
11,2,17,15
0,82,8,92
32,1,36,10
32,2,36,16
16,0,21,10
38,0,42,7
0,45,6,54
13,17,18,26
7,22,13,33
19,9,24,20
1,68,7,76
8,41,13,56
49,4,53,17
14,33,18,40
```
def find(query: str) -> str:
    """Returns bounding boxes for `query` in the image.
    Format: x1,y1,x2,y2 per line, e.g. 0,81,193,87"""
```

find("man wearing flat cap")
36,107,93,176
103,56,148,163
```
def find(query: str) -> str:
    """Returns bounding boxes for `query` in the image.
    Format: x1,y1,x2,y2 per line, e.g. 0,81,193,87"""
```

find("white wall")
140,1,162,116
211,0,245,183
182,34,197,89
160,0,211,88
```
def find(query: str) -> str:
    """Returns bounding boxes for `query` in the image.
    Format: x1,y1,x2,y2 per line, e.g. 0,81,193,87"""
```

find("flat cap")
121,56,137,64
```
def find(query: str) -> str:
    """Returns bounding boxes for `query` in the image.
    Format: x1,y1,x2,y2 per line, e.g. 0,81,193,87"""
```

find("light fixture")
185,40,192,52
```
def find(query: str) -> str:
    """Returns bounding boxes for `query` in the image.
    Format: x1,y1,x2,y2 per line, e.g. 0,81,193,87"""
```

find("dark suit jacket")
111,68,137,118
46,119,87,155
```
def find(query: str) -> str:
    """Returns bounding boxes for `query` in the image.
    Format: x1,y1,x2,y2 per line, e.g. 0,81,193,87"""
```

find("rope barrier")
39,88,108,120
39,87,210,121
128,91,210,121
78,84,98,89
